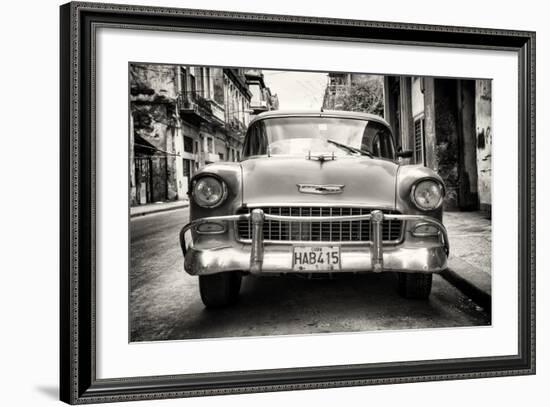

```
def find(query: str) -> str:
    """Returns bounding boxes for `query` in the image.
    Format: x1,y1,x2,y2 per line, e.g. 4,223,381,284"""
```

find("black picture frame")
60,2,536,404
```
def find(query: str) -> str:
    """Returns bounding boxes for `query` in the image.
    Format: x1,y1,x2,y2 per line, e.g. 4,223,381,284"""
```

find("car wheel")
396,272,432,299
199,272,242,308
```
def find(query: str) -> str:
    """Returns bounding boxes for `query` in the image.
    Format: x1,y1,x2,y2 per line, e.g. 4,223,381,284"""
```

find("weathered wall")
130,64,179,203
130,64,177,102
475,80,492,215
174,124,185,200
165,126,178,201
215,137,227,161
384,76,491,214
399,77,414,152
434,79,460,210
383,77,400,148
458,80,479,210
177,122,201,198
422,78,438,173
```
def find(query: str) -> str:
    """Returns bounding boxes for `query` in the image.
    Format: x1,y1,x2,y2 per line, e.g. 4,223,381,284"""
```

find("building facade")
383,76,492,215
130,64,253,206
244,69,279,117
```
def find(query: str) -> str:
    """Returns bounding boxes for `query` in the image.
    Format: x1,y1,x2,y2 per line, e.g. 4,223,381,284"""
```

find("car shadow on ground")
135,272,490,342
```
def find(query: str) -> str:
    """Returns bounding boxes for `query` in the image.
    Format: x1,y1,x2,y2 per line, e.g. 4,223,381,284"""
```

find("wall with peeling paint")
423,78,437,173
475,80,492,215
458,80,480,210
130,64,181,205
130,64,178,102
434,79,461,209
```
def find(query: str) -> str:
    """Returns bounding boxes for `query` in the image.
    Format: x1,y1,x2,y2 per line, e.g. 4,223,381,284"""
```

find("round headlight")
192,176,227,208
411,179,444,211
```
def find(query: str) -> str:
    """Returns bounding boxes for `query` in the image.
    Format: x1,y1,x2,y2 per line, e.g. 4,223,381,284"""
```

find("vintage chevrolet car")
180,110,449,307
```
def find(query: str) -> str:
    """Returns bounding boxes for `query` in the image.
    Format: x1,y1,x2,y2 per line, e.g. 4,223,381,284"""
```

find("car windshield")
242,116,395,159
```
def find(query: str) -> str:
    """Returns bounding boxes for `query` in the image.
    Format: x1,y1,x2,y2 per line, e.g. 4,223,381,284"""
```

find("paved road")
130,208,490,342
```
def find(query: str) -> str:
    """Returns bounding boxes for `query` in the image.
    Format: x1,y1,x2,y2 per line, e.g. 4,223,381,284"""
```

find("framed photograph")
60,1,535,404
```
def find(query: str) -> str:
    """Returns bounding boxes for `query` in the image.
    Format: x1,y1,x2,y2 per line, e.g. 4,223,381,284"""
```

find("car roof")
248,109,391,128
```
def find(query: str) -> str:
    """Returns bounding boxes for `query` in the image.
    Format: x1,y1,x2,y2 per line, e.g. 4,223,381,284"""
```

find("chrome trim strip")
239,239,384,246
265,214,373,222
243,202,397,210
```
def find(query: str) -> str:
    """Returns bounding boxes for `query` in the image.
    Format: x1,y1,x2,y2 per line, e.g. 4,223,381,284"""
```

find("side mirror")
396,150,413,159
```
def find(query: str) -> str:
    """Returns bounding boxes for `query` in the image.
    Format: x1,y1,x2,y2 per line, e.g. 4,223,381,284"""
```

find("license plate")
292,246,341,271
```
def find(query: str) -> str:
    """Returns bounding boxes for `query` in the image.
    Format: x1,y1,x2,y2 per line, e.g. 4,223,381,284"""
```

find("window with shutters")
414,117,426,165
183,136,194,153
182,159,191,177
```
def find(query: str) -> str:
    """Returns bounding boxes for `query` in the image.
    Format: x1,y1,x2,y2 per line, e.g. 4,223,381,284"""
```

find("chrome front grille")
236,207,403,243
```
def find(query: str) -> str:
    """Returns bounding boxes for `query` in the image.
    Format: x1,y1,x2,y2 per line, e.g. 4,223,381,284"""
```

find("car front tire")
396,272,432,299
199,271,242,308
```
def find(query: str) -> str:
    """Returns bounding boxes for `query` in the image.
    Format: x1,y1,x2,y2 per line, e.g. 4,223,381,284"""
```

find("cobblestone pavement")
130,208,490,341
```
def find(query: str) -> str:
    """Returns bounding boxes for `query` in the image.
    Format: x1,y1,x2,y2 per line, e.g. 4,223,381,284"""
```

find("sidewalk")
441,211,492,310
130,199,189,218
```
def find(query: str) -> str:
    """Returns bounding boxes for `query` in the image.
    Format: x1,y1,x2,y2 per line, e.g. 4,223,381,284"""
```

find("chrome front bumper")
179,209,449,275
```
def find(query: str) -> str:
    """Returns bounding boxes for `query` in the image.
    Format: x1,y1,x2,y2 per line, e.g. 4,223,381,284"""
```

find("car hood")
240,156,399,208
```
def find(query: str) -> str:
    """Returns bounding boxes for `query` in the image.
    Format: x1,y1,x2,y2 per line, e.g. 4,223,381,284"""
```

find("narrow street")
130,207,490,342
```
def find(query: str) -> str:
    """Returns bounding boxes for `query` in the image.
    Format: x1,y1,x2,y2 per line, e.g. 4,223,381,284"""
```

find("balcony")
227,118,247,139
178,92,212,125
250,99,269,114
209,101,225,126
245,69,263,77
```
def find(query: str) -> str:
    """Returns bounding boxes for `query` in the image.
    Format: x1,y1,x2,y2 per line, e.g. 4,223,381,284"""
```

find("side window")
371,135,381,157
243,121,267,157
243,126,253,157
373,132,395,159
362,122,395,159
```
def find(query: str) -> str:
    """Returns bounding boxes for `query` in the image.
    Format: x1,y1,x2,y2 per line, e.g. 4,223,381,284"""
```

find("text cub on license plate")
293,246,341,271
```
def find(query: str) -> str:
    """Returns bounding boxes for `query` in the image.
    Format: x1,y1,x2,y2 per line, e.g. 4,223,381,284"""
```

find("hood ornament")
297,184,345,195
307,151,336,162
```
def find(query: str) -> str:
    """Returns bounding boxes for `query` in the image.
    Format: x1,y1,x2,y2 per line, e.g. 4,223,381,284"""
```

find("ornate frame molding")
60,2,535,404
